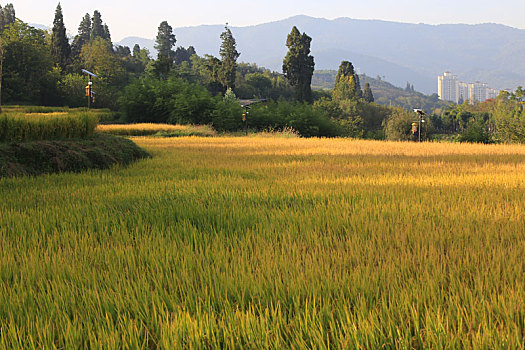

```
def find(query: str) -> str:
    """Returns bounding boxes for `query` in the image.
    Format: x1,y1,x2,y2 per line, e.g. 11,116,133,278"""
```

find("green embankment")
0,133,150,177
0,108,149,177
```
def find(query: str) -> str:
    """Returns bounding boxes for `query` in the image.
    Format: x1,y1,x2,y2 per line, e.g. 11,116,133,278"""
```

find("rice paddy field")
1,136,524,348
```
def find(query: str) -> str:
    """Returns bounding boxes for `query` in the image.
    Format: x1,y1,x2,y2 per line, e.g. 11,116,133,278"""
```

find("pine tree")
91,10,105,40
282,26,315,102
71,13,91,58
333,61,361,101
50,3,70,70
103,23,111,43
132,44,141,58
363,82,374,103
155,21,176,60
0,3,15,32
219,25,240,90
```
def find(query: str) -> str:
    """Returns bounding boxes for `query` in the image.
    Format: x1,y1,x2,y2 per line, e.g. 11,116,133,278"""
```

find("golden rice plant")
0,137,524,348
97,123,217,137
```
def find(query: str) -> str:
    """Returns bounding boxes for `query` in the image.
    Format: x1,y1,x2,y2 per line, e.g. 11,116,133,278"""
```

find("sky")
10,0,525,42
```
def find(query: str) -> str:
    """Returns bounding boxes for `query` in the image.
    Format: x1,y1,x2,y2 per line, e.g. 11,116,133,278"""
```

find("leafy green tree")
81,37,125,108
219,25,240,90
245,73,272,97
115,45,131,58
50,3,70,70
155,21,176,60
384,107,415,141
174,46,195,65
0,3,16,111
459,117,492,143
363,82,374,103
492,93,525,142
91,10,105,40
1,20,54,104
333,61,361,101
71,14,91,58
282,26,314,103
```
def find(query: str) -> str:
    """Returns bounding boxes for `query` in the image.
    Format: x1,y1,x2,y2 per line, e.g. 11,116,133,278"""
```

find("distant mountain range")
115,15,525,94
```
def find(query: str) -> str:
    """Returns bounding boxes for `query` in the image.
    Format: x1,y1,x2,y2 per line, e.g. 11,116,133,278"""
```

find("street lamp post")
82,69,98,109
413,109,426,142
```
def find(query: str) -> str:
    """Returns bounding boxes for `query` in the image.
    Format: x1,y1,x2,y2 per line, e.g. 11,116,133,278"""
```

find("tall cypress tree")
282,26,315,102
155,21,176,60
103,23,111,44
363,82,374,103
132,44,141,57
91,10,105,40
71,13,91,58
333,61,361,101
50,3,70,70
0,3,15,32
219,25,240,90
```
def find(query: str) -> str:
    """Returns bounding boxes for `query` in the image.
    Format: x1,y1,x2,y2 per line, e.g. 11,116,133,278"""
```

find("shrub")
384,107,434,141
248,101,341,137
459,118,492,143
211,99,244,132
118,77,216,125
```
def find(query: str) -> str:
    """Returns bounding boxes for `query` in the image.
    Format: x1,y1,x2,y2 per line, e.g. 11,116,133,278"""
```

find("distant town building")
438,72,499,104
438,72,458,103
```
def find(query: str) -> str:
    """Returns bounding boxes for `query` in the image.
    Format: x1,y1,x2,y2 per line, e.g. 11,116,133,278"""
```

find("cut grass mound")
0,134,150,177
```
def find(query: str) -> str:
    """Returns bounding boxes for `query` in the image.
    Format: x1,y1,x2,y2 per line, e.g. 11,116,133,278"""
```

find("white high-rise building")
438,72,458,103
458,82,470,103
486,88,499,100
471,82,488,103
438,72,499,104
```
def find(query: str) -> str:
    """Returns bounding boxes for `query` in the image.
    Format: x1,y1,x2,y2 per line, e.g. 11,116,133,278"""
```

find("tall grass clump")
0,112,98,142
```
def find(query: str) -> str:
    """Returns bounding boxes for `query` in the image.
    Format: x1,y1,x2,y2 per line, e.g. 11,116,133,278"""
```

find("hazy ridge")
117,15,525,94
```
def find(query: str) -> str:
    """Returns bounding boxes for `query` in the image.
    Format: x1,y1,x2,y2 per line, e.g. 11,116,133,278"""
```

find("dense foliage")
1,3,525,142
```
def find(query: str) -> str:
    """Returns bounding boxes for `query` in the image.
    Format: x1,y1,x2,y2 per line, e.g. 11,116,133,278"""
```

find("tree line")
1,2,524,142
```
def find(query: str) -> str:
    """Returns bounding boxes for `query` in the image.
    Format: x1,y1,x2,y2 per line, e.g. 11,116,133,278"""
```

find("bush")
119,77,216,125
459,118,492,143
211,99,244,132
248,101,341,137
384,107,434,141
0,112,99,143
492,100,525,143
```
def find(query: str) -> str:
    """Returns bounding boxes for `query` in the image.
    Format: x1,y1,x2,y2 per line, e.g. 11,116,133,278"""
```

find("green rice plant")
0,111,99,142
21,106,71,113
